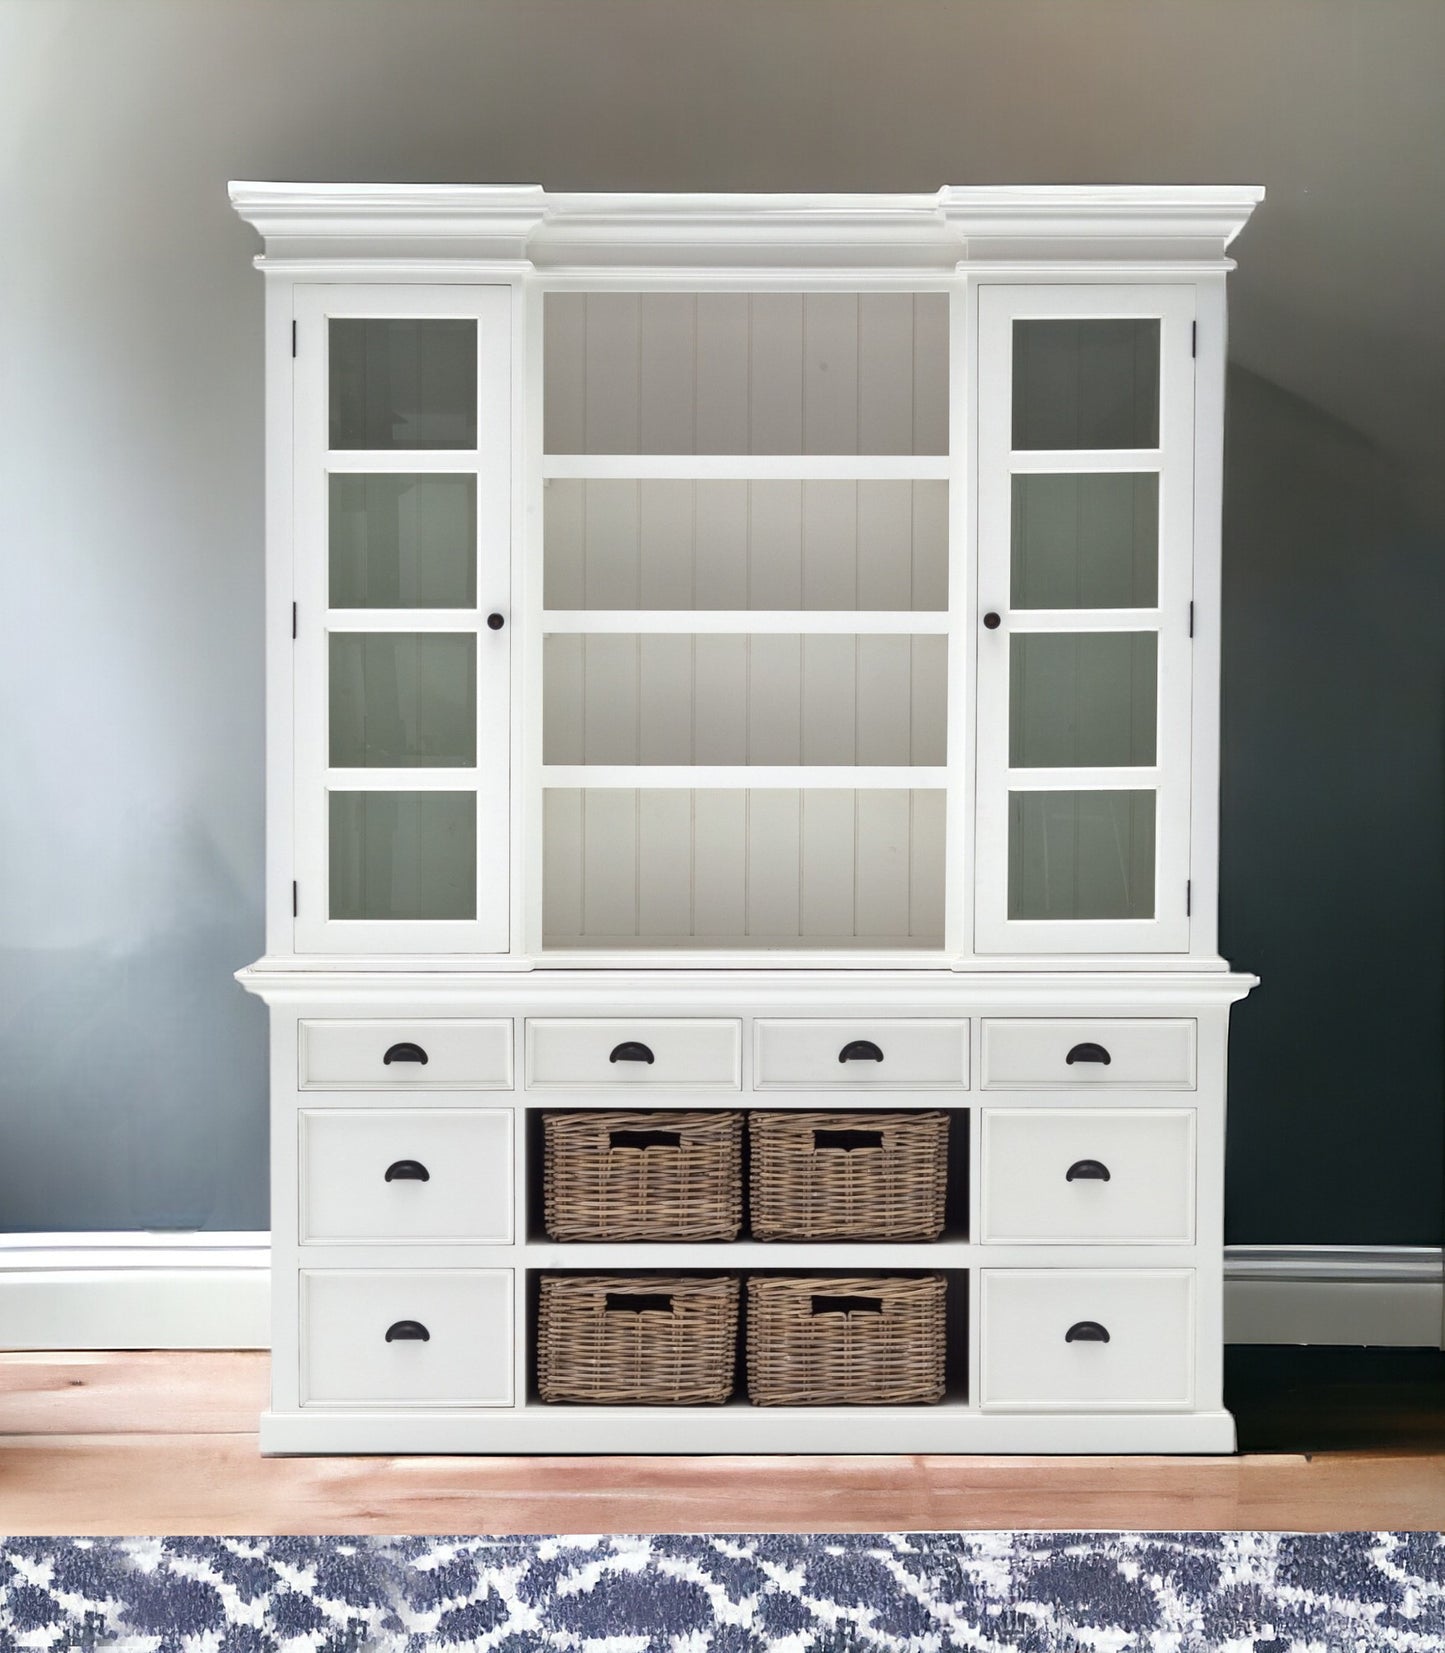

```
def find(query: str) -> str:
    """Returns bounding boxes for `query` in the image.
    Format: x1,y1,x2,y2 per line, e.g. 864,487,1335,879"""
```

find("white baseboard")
0,1233,270,1351
2,1236,1441,1352
1223,1246,1444,1348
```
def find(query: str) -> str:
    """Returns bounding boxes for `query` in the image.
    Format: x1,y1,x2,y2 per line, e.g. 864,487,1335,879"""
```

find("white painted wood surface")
227,185,1266,1456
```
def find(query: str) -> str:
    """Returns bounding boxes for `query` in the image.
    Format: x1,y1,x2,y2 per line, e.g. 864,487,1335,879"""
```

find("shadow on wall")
0,819,267,1233
1220,364,1445,1246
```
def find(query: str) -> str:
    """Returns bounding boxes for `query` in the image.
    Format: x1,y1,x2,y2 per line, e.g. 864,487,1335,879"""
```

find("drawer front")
981,1019,1196,1090
525,1019,741,1090
299,1110,513,1244
981,1109,1195,1244
980,1269,1195,1411
299,1020,513,1091
300,1269,514,1407
754,1019,969,1090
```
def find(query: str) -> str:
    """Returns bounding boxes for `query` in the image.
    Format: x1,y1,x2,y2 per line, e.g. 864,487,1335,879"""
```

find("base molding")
4,1237,1440,1353
258,1405,1239,1456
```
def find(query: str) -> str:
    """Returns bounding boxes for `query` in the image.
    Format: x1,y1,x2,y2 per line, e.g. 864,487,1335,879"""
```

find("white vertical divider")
947,279,975,961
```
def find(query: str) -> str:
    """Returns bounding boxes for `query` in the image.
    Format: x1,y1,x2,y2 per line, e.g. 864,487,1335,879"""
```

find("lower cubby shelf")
526,1267,970,1410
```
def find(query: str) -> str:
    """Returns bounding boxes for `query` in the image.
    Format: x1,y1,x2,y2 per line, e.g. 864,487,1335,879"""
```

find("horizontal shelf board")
526,1240,974,1265
542,454,951,481
1003,766,1160,791
543,609,951,635
541,766,948,789
325,610,482,632
535,948,951,970
998,609,1163,634
325,768,479,790
1007,447,1162,475
325,451,481,473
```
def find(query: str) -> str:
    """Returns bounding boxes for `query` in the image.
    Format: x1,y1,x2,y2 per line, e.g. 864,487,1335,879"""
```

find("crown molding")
229,183,1264,274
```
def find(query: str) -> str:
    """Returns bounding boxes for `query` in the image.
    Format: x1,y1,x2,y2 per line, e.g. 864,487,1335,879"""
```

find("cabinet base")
259,1406,1237,1456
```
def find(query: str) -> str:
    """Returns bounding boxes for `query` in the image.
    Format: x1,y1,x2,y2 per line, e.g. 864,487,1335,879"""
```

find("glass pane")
1012,319,1160,450
330,791,476,921
329,318,476,449
329,633,476,767
329,475,476,608
1010,633,1157,768
544,634,946,766
544,480,948,612
1008,790,1155,920
1011,474,1158,609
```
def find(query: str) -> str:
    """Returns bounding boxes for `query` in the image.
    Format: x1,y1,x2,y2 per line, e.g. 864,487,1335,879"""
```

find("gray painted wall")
1,0,1440,1239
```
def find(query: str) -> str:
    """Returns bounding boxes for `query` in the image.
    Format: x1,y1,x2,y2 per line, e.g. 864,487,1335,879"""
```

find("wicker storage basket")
543,1110,743,1242
749,1111,949,1242
745,1274,947,1406
537,1275,740,1404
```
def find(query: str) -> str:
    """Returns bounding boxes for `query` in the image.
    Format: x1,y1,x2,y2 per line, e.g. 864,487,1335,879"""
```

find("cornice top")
228,182,1263,273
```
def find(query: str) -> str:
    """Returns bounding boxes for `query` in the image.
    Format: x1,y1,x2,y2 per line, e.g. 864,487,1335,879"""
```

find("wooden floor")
2,1349,1443,1534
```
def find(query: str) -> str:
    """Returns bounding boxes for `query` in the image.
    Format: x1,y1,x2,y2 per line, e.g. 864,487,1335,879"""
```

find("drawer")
525,1019,741,1090
299,1020,513,1091
980,1269,1194,1411
981,1109,1195,1244
300,1269,514,1407
299,1109,513,1244
981,1019,1196,1089
754,1019,969,1090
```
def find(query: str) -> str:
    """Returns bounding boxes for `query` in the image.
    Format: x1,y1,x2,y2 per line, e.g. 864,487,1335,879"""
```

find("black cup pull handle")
385,1320,430,1342
1065,1159,1111,1183
384,1159,430,1183
838,1039,884,1064
1065,1042,1112,1066
608,1041,655,1064
1065,1320,1111,1344
383,1042,429,1066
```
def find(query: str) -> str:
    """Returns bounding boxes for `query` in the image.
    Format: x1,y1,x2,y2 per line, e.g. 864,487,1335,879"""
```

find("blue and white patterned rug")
2,1532,1443,1652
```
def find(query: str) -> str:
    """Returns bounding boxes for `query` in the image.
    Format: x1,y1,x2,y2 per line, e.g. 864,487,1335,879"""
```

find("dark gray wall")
1,0,1440,1239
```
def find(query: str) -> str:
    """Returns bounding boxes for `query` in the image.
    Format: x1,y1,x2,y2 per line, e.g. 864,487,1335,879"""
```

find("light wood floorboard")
2,1352,1442,1534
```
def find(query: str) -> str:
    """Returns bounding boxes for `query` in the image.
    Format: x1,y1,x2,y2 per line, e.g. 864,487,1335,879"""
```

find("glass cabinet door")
975,286,1195,953
291,286,511,953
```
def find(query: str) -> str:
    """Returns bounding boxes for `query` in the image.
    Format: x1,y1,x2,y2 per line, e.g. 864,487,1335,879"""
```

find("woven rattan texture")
543,1111,743,1242
537,1274,741,1405
745,1274,947,1406
749,1111,949,1241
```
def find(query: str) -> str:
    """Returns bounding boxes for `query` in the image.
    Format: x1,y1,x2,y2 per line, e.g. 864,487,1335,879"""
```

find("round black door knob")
487,612,505,630
983,612,1002,630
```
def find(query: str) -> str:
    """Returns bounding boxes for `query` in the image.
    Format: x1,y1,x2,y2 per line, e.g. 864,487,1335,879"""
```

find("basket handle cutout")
609,1128,682,1149
605,1292,674,1313
813,1129,884,1151
609,1041,655,1064
811,1294,884,1315
838,1039,884,1063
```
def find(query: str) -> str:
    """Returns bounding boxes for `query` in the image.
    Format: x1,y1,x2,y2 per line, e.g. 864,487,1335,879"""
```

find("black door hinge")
1188,600,1194,638
292,881,299,918
292,320,297,357
292,601,298,639
1191,320,1197,357
1186,880,1192,917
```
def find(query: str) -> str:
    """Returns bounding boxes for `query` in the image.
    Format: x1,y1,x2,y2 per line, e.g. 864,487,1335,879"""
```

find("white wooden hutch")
232,183,1261,1454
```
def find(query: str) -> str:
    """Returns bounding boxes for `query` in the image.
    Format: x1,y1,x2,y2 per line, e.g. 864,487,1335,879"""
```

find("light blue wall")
1,0,1440,1237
